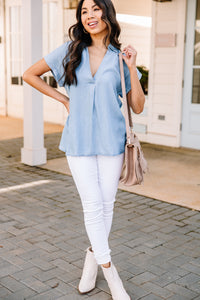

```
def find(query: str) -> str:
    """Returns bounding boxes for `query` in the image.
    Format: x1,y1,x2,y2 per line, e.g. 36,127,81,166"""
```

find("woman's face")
81,0,108,36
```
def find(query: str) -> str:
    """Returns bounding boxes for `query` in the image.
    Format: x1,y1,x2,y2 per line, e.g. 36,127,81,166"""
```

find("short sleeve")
119,61,142,97
44,41,71,87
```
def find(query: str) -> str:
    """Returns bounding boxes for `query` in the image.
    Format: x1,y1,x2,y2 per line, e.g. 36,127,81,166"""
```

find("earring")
83,28,89,34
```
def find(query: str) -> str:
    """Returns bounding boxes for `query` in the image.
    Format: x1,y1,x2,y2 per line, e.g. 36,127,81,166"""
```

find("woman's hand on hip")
23,58,70,110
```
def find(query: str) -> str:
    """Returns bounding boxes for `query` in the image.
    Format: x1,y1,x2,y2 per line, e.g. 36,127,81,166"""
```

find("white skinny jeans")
66,153,124,265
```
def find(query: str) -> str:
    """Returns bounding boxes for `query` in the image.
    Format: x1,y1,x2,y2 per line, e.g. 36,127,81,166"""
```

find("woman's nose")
88,10,94,18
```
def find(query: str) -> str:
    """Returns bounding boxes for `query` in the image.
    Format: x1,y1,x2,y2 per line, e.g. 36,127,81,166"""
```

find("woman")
23,0,145,299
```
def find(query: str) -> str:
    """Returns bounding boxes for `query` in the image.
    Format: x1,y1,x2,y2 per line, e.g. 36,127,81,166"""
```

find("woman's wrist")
59,94,69,105
128,64,137,72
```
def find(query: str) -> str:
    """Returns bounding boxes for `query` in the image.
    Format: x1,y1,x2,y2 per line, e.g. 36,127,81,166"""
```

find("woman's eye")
82,11,87,14
94,8,100,11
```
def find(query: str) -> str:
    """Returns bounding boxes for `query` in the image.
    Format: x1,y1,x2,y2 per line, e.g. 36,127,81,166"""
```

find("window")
43,1,59,88
192,0,200,103
9,6,23,85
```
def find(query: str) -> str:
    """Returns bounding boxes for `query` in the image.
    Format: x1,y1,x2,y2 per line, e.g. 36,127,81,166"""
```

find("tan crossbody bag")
119,52,147,186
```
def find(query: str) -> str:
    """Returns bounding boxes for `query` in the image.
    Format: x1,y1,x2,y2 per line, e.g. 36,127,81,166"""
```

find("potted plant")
136,65,149,95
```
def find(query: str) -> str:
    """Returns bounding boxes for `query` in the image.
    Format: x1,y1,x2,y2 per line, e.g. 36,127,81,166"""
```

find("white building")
0,0,199,165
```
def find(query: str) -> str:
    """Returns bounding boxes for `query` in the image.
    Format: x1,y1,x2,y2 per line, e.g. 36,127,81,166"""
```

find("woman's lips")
88,21,98,29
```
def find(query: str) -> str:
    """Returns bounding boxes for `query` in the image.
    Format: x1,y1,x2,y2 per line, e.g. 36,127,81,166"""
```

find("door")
181,0,200,149
6,0,23,118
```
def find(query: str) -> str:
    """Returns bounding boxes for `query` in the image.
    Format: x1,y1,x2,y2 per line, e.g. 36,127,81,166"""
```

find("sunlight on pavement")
0,180,53,194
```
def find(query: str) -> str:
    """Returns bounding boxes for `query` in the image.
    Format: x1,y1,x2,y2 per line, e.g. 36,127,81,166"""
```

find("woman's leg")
97,153,124,240
66,155,111,265
67,154,130,298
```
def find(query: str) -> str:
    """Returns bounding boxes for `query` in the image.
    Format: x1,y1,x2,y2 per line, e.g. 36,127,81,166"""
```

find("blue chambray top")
44,41,142,156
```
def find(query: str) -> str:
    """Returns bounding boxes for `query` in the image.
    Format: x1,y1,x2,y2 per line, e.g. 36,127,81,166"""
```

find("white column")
21,0,46,166
0,0,6,116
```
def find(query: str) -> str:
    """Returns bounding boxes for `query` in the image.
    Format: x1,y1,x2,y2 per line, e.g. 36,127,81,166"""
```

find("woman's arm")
23,58,70,113
122,45,145,114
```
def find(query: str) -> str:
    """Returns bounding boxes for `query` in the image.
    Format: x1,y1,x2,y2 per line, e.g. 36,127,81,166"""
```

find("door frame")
181,0,200,149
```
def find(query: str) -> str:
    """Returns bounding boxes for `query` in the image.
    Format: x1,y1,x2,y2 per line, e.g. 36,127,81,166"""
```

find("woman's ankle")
101,261,111,268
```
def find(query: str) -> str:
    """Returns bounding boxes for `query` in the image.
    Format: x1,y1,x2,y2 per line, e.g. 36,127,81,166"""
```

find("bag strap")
119,52,134,144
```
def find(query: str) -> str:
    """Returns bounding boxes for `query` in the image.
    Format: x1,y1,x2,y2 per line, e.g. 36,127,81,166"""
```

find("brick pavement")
0,134,200,300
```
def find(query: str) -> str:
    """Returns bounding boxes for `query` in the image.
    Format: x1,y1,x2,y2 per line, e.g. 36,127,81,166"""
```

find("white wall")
147,0,187,147
113,0,151,17
119,22,151,69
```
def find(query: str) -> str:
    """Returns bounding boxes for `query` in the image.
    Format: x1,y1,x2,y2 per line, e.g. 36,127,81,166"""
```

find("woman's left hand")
122,45,137,69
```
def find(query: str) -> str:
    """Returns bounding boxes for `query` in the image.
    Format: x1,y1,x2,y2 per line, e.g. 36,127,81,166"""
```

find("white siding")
119,22,151,69
113,0,151,17
147,0,187,147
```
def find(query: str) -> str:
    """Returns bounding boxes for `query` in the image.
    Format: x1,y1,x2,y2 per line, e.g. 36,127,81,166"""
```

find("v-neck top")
44,41,142,156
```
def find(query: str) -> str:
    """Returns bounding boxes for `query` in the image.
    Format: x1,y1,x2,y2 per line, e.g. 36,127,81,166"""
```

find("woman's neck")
90,32,110,49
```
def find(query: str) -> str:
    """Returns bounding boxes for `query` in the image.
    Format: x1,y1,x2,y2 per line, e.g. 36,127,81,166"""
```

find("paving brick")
140,294,164,300
152,272,181,287
180,263,200,275
21,276,50,293
168,255,196,267
144,264,166,276
4,287,37,299
0,265,22,278
27,288,63,299
88,291,111,299
0,286,12,298
57,296,89,300
166,295,192,300
57,270,81,284
125,281,150,299
175,272,200,286
141,282,173,298
12,266,42,280
1,135,200,299
188,281,200,294
28,257,54,271
166,283,198,299
0,276,27,292
143,238,165,248
130,271,156,285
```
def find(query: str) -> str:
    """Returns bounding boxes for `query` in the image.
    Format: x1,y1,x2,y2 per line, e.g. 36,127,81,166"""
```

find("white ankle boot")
78,246,98,294
101,261,131,300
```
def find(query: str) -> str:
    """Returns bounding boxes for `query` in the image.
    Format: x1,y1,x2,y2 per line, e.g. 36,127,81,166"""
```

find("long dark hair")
62,0,121,86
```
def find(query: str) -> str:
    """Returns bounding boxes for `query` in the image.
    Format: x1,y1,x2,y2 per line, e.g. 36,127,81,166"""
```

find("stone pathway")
0,135,200,300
